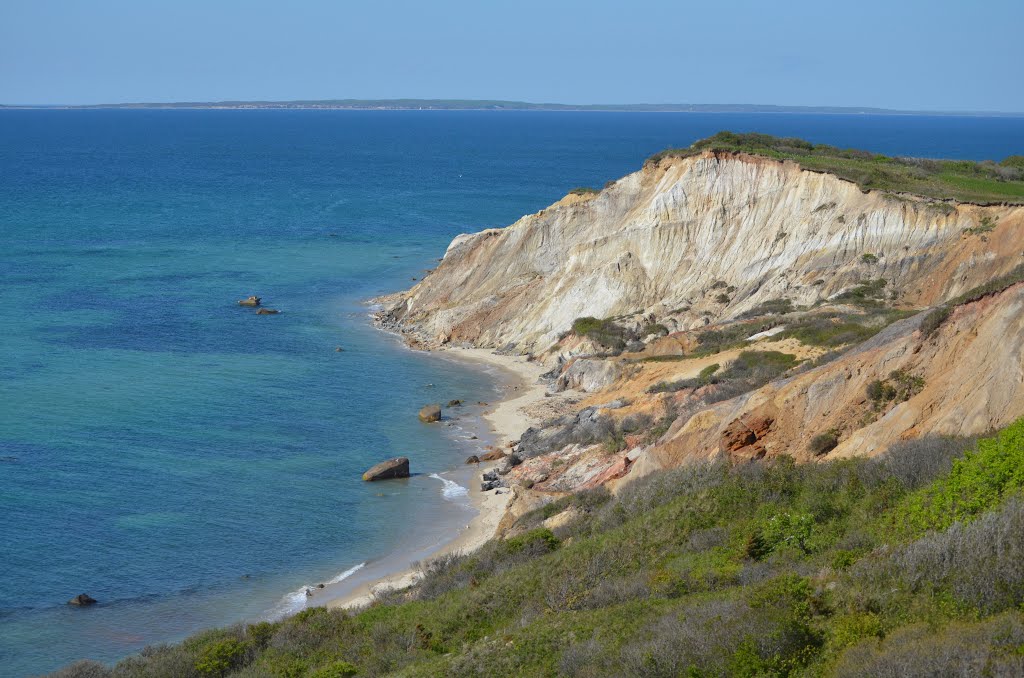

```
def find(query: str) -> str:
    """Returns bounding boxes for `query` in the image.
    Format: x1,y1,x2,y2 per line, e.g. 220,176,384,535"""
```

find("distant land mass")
2,99,1022,116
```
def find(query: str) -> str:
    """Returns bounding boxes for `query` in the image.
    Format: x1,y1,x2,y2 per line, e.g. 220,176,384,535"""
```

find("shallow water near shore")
2,109,1023,676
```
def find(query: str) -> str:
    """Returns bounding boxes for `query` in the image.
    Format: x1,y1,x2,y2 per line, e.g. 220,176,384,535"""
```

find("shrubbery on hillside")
57,419,1024,677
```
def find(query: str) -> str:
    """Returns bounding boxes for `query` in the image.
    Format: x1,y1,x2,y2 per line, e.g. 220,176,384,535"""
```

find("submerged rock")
256,308,280,315
238,295,261,307
362,457,410,481
68,594,97,606
465,455,480,464
447,399,463,407
418,404,442,423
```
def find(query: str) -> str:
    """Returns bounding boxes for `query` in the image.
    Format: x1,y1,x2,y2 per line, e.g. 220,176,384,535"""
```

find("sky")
1,0,1022,111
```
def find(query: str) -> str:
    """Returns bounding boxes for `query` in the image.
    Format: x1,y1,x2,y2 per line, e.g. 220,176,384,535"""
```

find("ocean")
2,109,1022,676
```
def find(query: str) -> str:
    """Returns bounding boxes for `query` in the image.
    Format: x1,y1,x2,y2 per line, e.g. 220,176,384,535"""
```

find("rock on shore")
362,457,410,481
418,404,442,422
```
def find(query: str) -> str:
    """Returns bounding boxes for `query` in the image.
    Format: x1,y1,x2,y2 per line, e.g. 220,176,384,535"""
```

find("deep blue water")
1,110,1022,676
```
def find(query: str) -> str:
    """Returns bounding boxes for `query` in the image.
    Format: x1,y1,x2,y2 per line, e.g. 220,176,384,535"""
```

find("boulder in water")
238,296,261,307
362,457,410,481
68,594,97,606
465,455,480,464
256,308,280,315
418,404,442,423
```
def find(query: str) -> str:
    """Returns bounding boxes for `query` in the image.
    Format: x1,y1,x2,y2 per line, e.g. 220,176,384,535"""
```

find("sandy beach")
322,347,550,610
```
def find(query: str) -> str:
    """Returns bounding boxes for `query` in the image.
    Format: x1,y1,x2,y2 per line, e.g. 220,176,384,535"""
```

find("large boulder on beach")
480,448,506,461
418,404,442,423
68,594,97,606
362,457,410,481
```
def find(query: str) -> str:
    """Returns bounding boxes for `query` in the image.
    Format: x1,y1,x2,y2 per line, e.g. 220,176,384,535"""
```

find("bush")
642,322,669,337
891,419,1024,534
307,660,358,677
809,431,839,455
870,498,1024,612
835,613,1024,677
49,661,111,678
861,253,879,264
571,316,631,351
860,435,977,491
866,370,924,407
569,186,599,195
738,298,794,318
715,293,731,304
919,306,950,338
195,639,249,677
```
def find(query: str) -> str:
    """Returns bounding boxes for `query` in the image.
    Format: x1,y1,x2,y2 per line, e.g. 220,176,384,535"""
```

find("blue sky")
1,0,1021,111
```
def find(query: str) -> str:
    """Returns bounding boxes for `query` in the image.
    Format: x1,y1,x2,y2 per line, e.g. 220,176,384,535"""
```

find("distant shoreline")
2,99,1023,117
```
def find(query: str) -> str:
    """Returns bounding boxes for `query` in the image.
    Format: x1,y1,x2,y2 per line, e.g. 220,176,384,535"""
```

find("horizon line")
2,98,1023,117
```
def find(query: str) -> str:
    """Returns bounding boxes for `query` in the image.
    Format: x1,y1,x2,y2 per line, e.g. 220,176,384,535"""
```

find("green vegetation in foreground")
56,420,1024,677
647,131,1024,204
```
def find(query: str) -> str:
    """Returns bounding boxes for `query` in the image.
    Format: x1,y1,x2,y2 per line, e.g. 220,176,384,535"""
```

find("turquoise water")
2,110,1023,676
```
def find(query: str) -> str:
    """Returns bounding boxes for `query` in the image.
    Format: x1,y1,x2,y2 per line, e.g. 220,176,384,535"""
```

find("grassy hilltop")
647,131,1024,204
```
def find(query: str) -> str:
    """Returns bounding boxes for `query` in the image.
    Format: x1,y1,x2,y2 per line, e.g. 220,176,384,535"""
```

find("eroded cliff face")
629,283,1024,479
378,152,1023,357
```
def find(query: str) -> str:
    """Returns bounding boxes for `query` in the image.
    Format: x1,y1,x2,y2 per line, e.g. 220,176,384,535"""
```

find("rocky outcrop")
555,358,622,392
362,457,410,481
418,404,442,423
68,594,97,606
238,296,261,307
377,152,1023,358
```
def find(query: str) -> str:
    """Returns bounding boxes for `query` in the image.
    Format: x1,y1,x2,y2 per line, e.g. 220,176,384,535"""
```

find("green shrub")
500,528,561,558
715,293,731,304
891,419,1024,534
641,322,669,337
809,431,839,455
861,253,879,264
738,298,794,318
963,215,996,235
568,186,599,195
194,639,249,677
698,363,720,383
570,316,630,351
919,306,951,338
308,660,358,677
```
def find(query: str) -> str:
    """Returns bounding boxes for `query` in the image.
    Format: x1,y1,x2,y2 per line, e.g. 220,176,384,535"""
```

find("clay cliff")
376,146,1024,520
378,151,1023,357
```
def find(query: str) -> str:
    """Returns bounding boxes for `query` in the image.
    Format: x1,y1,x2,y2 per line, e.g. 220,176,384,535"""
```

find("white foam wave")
326,561,366,584
429,473,469,500
265,562,366,621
